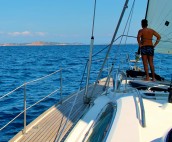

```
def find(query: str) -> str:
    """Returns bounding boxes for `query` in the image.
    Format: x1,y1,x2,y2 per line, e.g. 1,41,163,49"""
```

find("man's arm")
153,30,161,47
137,30,142,47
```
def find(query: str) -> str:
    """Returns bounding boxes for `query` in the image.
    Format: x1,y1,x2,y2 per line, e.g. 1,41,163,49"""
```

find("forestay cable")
111,0,136,68
84,0,97,103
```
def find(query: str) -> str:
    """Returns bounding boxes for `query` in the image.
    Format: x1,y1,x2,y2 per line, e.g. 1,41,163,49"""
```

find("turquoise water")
0,45,171,141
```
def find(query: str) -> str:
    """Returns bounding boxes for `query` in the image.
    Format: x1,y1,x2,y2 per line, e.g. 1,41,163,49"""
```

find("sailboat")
1,0,172,141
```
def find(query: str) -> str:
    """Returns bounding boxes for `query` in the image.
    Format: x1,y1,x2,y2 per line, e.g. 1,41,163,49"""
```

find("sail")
146,0,172,54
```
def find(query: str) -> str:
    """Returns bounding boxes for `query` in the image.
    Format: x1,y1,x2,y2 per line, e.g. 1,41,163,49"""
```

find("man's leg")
148,55,155,81
142,55,149,80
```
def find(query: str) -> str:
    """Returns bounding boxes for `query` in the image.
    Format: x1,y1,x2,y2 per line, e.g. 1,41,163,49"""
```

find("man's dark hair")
142,19,148,27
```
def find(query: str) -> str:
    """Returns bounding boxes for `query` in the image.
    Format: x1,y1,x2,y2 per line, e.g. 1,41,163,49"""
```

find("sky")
0,0,147,44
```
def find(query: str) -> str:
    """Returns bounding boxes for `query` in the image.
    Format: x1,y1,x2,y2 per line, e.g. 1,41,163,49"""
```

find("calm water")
0,45,171,141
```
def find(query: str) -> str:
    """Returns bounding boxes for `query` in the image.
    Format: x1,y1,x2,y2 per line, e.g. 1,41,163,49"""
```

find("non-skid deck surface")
129,79,170,91
11,78,113,142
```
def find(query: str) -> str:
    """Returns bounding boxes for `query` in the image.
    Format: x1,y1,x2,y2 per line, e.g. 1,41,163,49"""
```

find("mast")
145,0,150,19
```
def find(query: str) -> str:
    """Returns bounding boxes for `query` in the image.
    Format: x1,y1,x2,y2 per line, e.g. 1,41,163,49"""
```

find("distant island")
0,41,83,46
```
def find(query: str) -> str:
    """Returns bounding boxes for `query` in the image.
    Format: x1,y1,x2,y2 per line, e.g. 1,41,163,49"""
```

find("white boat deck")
104,93,172,142
140,99,172,142
104,80,172,142
10,78,113,142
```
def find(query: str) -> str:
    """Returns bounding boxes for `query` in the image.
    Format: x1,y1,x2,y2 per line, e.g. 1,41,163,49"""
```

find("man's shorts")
140,46,154,56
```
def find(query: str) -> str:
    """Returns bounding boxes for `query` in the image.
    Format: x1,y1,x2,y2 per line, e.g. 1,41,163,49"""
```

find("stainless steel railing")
0,68,62,133
134,89,146,127
0,58,110,135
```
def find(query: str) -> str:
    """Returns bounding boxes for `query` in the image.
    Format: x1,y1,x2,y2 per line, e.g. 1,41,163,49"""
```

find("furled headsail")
146,0,172,54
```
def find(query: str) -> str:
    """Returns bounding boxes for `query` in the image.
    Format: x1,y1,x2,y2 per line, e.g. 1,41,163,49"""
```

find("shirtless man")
137,19,161,81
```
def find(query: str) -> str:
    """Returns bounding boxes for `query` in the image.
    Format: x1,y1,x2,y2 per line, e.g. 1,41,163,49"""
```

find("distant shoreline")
0,41,137,47
0,41,83,46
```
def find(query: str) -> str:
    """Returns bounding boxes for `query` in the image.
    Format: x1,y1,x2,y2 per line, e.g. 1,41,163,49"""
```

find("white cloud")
7,31,46,36
8,31,32,36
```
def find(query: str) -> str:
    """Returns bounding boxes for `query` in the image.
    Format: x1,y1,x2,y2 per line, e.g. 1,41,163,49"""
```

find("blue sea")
0,45,172,142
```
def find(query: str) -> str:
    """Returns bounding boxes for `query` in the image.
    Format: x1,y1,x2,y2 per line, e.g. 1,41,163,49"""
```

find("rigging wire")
54,89,81,142
91,0,97,38
90,0,130,98
84,0,97,102
124,0,135,45
111,0,136,67
55,0,98,139
81,0,172,96
145,0,150,19
115,0,136,48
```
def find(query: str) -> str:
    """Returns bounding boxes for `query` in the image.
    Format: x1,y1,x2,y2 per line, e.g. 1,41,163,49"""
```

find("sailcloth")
146,0,172,54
